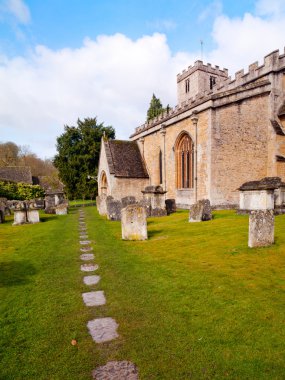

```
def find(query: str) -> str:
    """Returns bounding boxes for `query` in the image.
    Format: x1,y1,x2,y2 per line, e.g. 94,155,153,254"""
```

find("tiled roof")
0,166,32,184
105,140,149,178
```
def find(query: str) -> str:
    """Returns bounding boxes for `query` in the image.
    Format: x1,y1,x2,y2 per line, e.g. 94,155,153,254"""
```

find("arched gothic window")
176,133,194,189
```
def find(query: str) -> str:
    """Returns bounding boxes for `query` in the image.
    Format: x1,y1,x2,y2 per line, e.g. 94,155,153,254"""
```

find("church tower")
177,60,229,105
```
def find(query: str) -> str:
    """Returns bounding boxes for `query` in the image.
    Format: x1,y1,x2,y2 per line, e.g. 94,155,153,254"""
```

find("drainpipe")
191,113,199,203
160,125,166,192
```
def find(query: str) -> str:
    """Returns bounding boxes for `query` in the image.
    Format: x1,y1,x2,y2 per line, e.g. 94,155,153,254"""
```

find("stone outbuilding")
98,138,149,201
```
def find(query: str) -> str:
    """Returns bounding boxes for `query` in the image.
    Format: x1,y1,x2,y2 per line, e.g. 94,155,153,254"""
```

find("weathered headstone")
248,210,274,247
27,209,40,223
96,194,107,216
13,202,27,225
56,203,68,215
189,199,212,222
121,204,147,240
165,199,176,215
141,185,167,217
92,361,139,380
121,196,136,208
106,198,122,221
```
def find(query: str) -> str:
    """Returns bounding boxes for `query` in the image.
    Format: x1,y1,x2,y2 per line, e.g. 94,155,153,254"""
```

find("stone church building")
98,48,285,209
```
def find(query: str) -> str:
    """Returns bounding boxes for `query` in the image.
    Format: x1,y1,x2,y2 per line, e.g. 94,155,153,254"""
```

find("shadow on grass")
40,215,59,223
148,229,164,238
0,260,37,287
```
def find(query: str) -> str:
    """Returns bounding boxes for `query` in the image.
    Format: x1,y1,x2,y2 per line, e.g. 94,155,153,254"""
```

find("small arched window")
176,133,194,189
100,171,108,195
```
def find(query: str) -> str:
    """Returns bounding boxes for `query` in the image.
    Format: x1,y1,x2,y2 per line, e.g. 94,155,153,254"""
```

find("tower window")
210,76,216,90
185,79,190,93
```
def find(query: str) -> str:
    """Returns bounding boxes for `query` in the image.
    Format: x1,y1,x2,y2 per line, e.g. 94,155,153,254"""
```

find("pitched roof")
0,166,32,184
105,140,149,178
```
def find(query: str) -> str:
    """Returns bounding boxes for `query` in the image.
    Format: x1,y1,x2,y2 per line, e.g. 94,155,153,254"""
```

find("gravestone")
56,203,68,215
26,201,40,223
121,196,136,208
141,185,167,217
121,204,148,240
13,202,27,225
96,194,107,216
106,198,122,221
248,210,274,247
0,199,6,223
189,199,212,222
165,199,176,215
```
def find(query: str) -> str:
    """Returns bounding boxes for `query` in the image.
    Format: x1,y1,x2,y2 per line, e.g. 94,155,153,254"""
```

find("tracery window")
185,78,190,93
176,134,194,189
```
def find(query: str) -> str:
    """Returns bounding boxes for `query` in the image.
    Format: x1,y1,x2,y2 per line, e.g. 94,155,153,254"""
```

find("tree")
54,117,115,199
0,142,20,166
146,94,168,122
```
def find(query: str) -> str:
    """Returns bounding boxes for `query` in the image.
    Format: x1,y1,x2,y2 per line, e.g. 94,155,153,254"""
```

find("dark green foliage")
0,181,44,200
146,94,169,122
53,117,115,199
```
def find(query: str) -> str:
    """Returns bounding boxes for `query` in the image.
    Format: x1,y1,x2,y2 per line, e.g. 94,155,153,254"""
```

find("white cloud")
198,0,223,22
255,0,285,16
4,0,30,24
0,0,284,158
0,33,195,158
206,2,285,74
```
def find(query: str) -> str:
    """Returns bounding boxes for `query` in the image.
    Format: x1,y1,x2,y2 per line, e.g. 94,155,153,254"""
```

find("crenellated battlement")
131,47,285,139
177,60,228,82
216,47,285,92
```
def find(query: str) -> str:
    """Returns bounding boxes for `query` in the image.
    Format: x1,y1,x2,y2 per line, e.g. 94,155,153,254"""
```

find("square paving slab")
92,361,139,380
82,291,106,306
80,240,91,245
87,317,118,343
81,263,98,272
80,246,93,252
80,253,94,261
79,234,88,239
83,275,101,286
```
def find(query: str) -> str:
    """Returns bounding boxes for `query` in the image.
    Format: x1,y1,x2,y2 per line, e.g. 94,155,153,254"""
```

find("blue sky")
0,0,284,158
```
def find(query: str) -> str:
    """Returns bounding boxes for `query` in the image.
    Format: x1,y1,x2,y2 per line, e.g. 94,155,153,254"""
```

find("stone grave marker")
121,204,148,240
189,199,212,222
248,210,274,247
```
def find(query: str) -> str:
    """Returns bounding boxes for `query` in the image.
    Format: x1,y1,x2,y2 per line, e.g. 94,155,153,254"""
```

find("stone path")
92,361,139,380
80,253,94,261
82,291,106,306
87,317,119,343
77,208,138,379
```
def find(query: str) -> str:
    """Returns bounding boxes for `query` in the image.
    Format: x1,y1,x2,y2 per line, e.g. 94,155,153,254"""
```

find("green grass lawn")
1,208,285,379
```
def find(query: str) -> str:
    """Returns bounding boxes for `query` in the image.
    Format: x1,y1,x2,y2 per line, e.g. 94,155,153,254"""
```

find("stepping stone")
79,234,88,239
83,275,101,286
79,222,86,226
87,317,118,343
82,291,106,306
79,227,87,231
80,240,91,245
92,361,139,380
80,253,94,261
81,263,98,272
80,246,93,252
